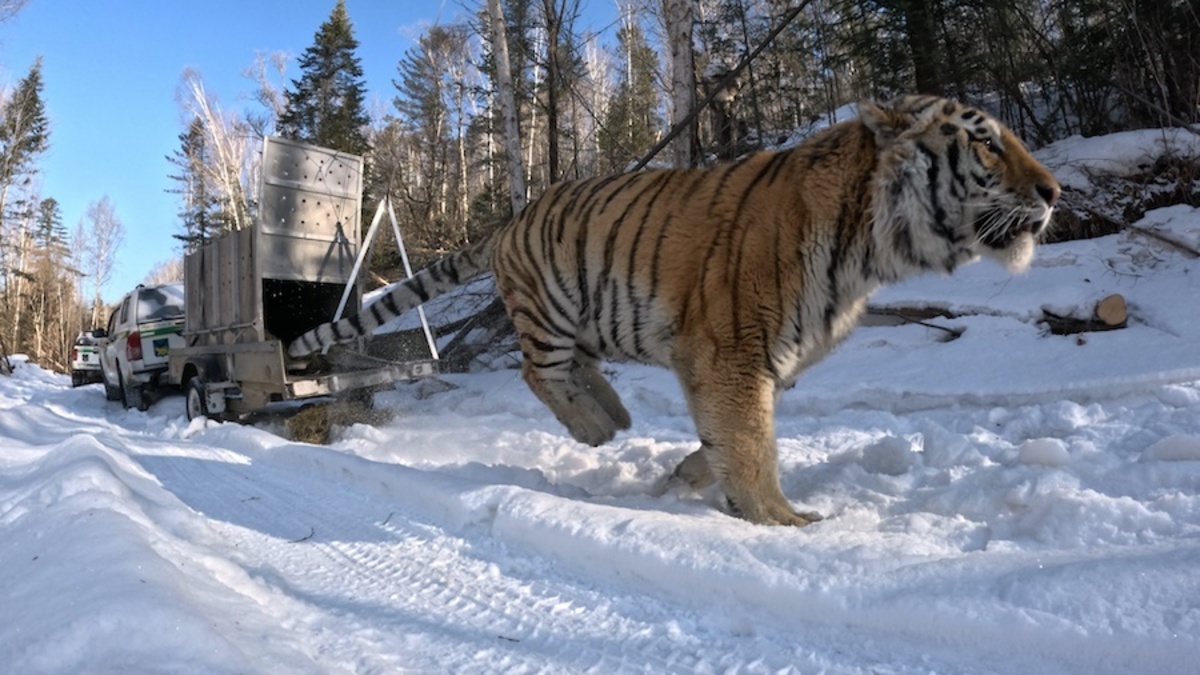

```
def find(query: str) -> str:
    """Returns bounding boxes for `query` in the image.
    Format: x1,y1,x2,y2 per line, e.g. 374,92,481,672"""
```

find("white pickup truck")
69,330,106,387
98,282,186,410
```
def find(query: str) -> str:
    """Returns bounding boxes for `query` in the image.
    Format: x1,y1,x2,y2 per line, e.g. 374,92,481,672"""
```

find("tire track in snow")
130,430,980,674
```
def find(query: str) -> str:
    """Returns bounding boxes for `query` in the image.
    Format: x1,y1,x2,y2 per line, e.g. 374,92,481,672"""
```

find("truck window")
117,295,131,326
137,284,185,322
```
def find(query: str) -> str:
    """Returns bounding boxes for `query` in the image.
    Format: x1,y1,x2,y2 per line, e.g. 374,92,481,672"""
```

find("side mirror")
91,328,108,339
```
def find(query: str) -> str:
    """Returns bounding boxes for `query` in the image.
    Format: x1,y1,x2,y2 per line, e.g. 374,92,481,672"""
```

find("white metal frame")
332,196,440,360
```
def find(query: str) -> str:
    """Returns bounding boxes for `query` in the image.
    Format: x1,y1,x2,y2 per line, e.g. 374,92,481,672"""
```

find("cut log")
1094,294,1127,327
869,294,1129,338
1041,294,1128,335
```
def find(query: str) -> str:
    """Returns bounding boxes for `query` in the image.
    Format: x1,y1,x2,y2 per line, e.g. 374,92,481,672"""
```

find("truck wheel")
117,368,129,408
185,377,211,422
104,375,121,401
71,371,83,388
118,368,147,411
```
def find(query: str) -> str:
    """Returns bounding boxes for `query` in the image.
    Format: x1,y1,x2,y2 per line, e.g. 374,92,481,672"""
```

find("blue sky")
1,0,462,303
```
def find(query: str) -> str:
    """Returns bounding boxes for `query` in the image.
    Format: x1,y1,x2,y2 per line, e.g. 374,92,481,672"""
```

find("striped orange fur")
290,95,1060,526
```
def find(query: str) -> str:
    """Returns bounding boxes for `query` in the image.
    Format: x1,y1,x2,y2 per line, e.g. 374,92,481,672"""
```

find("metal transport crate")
169,136,436,421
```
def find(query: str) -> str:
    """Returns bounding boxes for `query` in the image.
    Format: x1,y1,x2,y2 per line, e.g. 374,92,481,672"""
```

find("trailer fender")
179,357,239,418
179,356,221,389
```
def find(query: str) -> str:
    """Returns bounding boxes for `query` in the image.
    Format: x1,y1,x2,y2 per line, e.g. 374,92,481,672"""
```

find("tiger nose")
1036,181,1060,207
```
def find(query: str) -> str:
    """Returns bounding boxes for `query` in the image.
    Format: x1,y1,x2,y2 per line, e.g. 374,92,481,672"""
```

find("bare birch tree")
143,257,185,285
81,196,124,328
242,50,290,138
7,199,33,348
486,0,528,213
662,0,698,167
70,219,89,324
178,69,255,232
541,0,565,182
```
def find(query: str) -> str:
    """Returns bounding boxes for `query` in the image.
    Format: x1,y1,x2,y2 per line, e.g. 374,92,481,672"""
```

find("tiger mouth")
975,210,1046,249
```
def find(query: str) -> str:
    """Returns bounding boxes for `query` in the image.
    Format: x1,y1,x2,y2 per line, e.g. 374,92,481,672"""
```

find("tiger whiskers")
975,205,1026,243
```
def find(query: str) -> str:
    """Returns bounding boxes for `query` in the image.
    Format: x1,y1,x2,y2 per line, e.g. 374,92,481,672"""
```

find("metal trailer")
169,136,437,421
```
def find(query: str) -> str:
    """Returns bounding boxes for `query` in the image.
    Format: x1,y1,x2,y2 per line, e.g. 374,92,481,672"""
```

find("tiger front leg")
677,371,822,526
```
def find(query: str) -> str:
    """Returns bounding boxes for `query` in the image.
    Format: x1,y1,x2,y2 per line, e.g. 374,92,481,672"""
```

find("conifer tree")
277,0,370,156
0,58,50,349
393,25,479,243
166,117,220,251
28,197,75,368
34,197,67,253
0,58,49,226
598,11,660,173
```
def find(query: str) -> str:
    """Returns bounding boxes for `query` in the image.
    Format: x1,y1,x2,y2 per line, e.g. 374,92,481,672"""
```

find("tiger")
288,94,1060,527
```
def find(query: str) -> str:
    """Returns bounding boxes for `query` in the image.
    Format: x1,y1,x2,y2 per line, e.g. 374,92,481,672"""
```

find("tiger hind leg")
569,361,632,432
521,354,631,447
670,445,822,524
671,446,717,490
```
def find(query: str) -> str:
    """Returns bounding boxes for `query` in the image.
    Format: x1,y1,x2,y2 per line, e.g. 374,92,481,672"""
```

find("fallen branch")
864,308,964,341
1073,203,1200,258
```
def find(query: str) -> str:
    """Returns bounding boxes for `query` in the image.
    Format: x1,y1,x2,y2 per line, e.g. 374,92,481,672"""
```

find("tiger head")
861,95,1060,276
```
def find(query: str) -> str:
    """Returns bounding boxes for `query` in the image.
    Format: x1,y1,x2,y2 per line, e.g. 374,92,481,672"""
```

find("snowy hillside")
2,133,1200,674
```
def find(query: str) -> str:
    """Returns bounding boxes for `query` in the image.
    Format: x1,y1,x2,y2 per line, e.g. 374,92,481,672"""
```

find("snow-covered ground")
3,134,1200,674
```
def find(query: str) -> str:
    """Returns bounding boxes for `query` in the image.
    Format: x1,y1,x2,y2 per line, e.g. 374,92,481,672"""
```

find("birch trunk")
9,218,30,348
663,0,697,168
486,0,528,214
542,0,562,182
456,82,469,239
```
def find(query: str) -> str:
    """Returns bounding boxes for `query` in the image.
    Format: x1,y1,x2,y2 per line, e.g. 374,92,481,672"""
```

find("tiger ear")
858,100,914,146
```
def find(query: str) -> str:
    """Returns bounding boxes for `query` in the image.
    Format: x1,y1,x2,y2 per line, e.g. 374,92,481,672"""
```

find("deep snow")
2,132,1200,674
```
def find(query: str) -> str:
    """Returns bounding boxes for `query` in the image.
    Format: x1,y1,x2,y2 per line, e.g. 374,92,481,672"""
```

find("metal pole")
386,197,440,360
333,199,387,322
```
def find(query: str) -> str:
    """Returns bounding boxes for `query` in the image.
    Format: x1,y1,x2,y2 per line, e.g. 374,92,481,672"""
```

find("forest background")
0,0,1196,373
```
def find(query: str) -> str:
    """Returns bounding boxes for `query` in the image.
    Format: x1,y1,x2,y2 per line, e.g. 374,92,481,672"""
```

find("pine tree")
598,11,660,173
166,117,220,251
28,197,76,368
392,25,479,245
0,58,50,352
0,58,49,228
0,58,49,183
34,197,67,253
277,0,370,156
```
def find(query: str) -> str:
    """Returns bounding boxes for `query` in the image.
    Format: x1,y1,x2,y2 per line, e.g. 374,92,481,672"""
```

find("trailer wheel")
338,385,377,410
185,377,211,422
